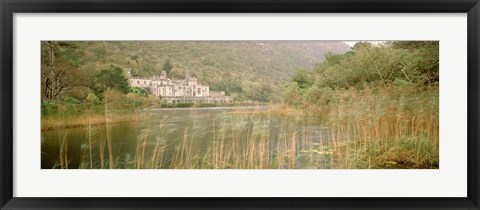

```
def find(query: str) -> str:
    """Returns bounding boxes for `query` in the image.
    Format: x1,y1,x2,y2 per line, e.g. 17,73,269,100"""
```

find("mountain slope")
57,41,351,101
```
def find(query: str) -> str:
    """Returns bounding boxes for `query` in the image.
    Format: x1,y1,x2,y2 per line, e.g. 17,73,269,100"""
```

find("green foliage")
43,41,351,102
304,86,335,106
129,87,148,96
161,102,194,108
126,93,147,108
92,46,107,58
86,93,101,105
91,65,129,96
257,85,273,102
291,69,314,89
391,41,437,51
41,100,57,114
352,41,373,50
65,86,92,101
64,97,81,104
242,84,273,102
283,82,303,107
284,41,439,108
393,78,414,87
102,89,129,107
210,77,243,95
41,41,82,100
162,59,173,74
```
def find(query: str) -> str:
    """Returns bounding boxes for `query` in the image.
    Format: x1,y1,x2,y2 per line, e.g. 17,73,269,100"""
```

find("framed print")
1,0,479,209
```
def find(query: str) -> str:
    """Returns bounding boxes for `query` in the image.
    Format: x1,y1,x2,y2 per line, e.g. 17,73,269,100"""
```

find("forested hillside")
42,41,439,169
50,41,350,102
284,41,439,108
283,41,439,168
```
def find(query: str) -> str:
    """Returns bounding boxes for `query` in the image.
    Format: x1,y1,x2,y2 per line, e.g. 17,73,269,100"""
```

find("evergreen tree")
91,65,129,97
162,59,173,74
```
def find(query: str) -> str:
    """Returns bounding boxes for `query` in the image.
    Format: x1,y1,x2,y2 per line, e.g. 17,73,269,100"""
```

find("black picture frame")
1,0,479,209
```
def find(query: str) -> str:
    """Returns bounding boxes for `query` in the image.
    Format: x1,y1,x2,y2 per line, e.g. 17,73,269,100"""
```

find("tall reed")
45,85,438,169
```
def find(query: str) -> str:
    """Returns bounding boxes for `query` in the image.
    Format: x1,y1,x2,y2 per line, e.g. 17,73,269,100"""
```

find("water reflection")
42,106,335,169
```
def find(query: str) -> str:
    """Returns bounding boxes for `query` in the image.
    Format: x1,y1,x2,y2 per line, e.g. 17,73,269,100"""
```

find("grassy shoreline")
42,112,145,131
42,87,438,169
41,104,278,131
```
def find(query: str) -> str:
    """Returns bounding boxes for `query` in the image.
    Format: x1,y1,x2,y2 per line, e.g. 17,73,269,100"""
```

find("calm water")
41,106,336,169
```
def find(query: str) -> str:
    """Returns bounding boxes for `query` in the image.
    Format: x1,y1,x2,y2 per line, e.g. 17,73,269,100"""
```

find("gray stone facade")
129,70,232,103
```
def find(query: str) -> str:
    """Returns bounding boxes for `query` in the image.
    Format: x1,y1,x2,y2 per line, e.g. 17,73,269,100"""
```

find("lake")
41,106,345,169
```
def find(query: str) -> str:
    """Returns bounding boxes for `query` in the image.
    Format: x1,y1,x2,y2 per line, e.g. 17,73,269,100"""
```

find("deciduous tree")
41,41,78,100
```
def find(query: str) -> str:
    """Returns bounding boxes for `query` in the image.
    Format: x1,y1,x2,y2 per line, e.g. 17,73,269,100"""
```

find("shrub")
86,93,101,105
41,100,57,115
64,97,81,105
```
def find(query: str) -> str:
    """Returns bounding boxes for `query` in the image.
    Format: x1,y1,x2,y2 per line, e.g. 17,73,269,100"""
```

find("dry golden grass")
323,85,439,168
46,86,438,169
41,112,147,131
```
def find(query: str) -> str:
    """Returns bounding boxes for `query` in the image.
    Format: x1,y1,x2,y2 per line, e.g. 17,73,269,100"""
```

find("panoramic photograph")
41,41,439,169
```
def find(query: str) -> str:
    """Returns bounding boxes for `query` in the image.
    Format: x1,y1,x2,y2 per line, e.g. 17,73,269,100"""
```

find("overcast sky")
343,41,385,47
343,41,357,47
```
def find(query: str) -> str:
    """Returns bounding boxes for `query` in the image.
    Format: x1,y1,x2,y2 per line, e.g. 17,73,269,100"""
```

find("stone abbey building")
128,70,232,103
